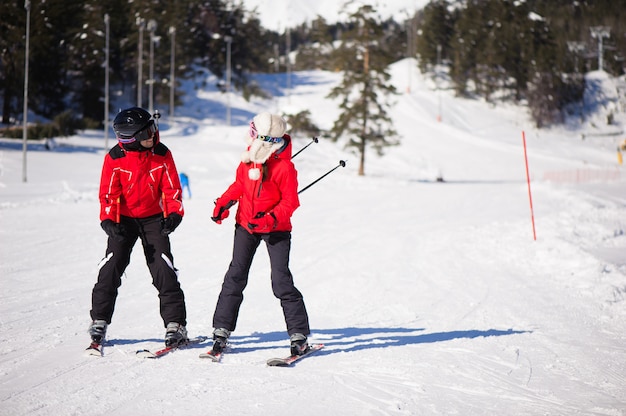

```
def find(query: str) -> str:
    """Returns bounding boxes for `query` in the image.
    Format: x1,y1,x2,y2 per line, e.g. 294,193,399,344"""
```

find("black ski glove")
101,219,126,242
161,212,183,236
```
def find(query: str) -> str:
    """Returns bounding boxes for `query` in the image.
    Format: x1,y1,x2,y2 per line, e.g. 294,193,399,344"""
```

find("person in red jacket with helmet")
210,112,311,356
88,107,188,348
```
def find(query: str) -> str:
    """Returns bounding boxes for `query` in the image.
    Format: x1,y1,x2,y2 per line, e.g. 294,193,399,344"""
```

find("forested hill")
0,0,623,129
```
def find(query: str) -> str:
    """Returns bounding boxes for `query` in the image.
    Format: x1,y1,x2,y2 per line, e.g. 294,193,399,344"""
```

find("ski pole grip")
211,199,236,222
162,192,168,218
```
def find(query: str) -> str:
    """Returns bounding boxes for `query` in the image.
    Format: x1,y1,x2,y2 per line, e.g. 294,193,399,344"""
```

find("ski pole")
162,192,168,218
292,137,319,159
116,197,121,223
298,160,346,194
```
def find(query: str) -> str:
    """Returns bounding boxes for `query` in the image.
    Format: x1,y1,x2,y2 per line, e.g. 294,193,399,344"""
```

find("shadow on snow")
0,138,103,154
228,327,530,355
102,327,529,355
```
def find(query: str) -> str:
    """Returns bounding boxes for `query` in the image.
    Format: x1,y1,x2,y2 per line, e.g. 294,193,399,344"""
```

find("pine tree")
415,0,454,74
25,0,82,119
0,1,26,124
327,3,398,176
66,0,111,123
293,17,334,71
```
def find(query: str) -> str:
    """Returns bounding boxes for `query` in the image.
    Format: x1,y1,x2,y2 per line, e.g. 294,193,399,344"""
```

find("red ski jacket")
99,142,184,222
217,135,300,234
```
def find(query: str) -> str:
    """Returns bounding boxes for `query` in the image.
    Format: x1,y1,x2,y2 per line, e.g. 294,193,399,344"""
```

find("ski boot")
290,333,309,356
164,322,188,347
88,320,108,343
212,328,231,353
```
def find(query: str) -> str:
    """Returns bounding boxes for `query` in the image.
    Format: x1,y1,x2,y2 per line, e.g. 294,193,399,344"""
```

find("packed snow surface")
1,60,625,415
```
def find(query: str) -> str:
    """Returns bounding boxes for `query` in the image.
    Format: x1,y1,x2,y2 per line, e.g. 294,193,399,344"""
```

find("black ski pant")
90,214,187,327
212,224,310,336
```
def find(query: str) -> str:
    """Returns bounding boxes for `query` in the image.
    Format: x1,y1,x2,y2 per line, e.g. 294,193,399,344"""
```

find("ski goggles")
119,120,157,144
248,121,282,143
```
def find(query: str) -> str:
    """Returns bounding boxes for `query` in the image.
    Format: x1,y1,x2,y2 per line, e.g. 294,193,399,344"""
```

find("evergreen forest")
0,0,624,131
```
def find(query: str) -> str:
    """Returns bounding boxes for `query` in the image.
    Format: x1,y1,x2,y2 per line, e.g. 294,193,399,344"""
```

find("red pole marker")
522,131,537,241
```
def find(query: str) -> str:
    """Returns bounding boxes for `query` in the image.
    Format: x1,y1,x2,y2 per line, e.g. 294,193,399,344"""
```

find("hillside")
0,60,625,415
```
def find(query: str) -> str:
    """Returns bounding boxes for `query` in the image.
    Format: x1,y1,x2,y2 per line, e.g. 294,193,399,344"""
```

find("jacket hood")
241,134,292,164
271,134,292,160
245,135,292,181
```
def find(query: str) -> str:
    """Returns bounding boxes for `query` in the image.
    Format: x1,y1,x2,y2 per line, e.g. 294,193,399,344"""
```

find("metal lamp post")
22,0,31,183
104,13,110,150
147,19,158,114
169,26,176,119
210,32,232,126
286,27,291,104
567,41,586,122
436,44,442,122
590,26,610,72
225,35,232,126
136,17,145,107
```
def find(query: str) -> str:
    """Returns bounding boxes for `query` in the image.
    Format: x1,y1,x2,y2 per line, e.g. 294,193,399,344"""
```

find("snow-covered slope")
1,59,625,415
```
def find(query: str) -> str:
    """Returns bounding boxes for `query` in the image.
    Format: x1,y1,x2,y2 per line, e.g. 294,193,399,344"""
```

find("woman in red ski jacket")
209,112,311,357
213,131,299,234
88,107,188,350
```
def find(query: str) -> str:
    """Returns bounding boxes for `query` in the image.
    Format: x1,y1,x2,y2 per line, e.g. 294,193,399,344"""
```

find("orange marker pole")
522,131,537,241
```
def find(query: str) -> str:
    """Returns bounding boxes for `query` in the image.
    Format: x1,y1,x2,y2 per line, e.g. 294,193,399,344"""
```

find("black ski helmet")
113,107,154,143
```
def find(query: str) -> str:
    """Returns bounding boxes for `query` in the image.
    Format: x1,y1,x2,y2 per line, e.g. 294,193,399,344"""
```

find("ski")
198,348,223,362
85,341,104,357
136,336,207,359
199,339,229,362
266,343,324,367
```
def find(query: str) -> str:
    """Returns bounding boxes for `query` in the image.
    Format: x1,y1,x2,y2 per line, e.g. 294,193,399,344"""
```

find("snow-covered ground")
1,59,625,415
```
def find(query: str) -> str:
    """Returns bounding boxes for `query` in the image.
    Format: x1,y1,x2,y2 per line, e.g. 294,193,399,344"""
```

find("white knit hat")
242,113,287,169
252,112,286,139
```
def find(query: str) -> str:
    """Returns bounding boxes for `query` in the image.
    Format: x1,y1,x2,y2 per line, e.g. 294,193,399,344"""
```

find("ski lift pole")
292,137,319,159
298,160,346,194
